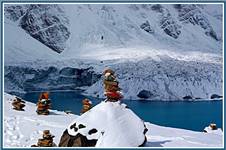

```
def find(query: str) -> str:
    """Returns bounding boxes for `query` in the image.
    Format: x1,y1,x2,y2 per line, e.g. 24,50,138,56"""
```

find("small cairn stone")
203,123,219,133
81,99,92,114
36,92,51,115
12,97,25,111
31,130,56,147
103,68,123,102
209,123,217,130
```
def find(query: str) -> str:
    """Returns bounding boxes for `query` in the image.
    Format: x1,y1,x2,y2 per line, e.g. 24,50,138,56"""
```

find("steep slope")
4,4,222,57
4,4,223,100
4,20,61,64
4,4,70,53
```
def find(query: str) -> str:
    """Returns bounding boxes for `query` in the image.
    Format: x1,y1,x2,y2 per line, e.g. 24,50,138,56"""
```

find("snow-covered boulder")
59,101,147,147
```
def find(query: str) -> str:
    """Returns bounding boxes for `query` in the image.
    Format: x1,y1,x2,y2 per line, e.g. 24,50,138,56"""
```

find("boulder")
59,101,147,147
59,130,97,147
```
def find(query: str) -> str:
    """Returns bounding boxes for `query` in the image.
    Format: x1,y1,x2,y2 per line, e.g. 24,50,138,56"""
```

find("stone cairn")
81,98,92,114
31,130,56,147
209,123,217,130
103,68,123,102
12,97,25,111
36,92,51,115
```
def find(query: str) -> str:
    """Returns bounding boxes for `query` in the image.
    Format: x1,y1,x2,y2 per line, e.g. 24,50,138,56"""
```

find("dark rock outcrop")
183,95,193,100
159,8,181,39
4,4,70,53
151,4,181,39
4,5,28,21
137,90,153,99
58,129,97,147
210,94,222,99
140,21,154,34
174,4,219,41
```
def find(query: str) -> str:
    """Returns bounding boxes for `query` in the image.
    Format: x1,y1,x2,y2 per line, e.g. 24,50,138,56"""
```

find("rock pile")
36,92,51,115
80,99,92,114
31,130,56,147
12,97,25,111
103,69,123,102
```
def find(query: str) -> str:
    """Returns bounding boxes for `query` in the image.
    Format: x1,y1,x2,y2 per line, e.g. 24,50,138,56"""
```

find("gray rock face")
4,4,70,53
151,4,181,39
4,66,101,93
174,4,219,41
4,5,28,21
140,21,154,34
160,8,181,39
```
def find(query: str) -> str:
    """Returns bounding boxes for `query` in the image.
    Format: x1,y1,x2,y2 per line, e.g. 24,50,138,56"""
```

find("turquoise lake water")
21,91,223,132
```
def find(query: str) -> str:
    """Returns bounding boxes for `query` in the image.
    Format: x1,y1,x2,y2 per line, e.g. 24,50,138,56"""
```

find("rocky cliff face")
4,4,221,52
151,4,181,39
4,4,70,53
174,4,219,41
4,66,101,93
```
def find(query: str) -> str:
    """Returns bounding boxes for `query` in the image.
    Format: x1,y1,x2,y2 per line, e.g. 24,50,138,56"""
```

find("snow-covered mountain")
3,93,223,147
4,4,223,100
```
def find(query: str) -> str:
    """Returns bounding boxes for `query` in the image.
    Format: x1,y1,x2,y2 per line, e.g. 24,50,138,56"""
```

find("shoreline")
7,90,223,102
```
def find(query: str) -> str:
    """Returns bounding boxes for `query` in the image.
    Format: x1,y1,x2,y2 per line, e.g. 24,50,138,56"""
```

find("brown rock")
12,99,25,111
210,123,217,130
58,129,97,147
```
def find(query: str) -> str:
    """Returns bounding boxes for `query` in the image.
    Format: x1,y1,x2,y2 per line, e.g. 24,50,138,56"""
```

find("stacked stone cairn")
81,98,92,114
36,92,51,115
103,68,123,102
31,130,56,147
12,97,25,111
209,123,217,130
